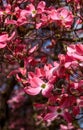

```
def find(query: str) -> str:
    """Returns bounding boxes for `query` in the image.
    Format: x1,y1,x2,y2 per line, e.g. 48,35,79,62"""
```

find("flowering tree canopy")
0,0,83,130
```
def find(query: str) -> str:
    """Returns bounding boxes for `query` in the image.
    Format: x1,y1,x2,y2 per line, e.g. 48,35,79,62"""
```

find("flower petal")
0,42,7,48
44,112,57,121
42,84,54,97
24,86,41,95
30,77,44,88
0,34,8,42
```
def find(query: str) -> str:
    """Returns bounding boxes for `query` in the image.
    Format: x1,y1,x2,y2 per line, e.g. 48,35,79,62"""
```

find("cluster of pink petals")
24,76,53,97
58,44,83,69
50,7,74,28
0,31,15,48
23,62,59,97
0,33,8,48
5,1,46,27
22,43,83,125
44,106,72,123
67,44,83,62
23,44,83,98
26,1,46,16
3,1,74,29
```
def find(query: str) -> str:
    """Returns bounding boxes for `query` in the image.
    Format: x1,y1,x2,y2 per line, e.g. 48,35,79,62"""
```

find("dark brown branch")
58,37,83,42
0,77,17,130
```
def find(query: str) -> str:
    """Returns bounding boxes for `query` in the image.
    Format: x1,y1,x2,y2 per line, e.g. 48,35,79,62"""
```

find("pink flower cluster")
0,0,83,129
24,63,58,97
16,43,83,125
0,31,15,48
6,41,83,126
0,1,74,29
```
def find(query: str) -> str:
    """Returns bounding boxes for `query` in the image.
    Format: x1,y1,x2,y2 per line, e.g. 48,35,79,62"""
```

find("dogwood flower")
44,106,72,123
37,1,46,14
26,4,36,17
24,76,53,97
50,7,74,28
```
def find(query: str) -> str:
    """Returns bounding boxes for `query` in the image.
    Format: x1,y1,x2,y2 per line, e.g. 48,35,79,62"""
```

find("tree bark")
0,77,17,130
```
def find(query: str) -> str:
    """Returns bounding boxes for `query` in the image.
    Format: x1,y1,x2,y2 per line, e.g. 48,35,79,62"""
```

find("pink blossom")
58,54,78,68
13,7,29,26
26,1,46,17
26,4,36,17
0,42,7,48
0,33,8,42
69,80,83,98
35,67,45,77
44,62,59,83
37,1,46,14
0,33,8,48
24,76,53,97
49,9,59,20
0,31,15,48
67,44,83,61
50,7,74,28
20,9,30,17
44,106,72,123
17,17,28,26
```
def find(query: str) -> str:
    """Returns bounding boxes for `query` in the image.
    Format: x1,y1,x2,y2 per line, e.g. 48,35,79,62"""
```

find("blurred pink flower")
0,31,15,48
24,76,53,97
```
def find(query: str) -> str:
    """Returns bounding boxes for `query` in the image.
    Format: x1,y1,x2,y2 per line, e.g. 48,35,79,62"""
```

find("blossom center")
32,10,36,15
60,15,64,20
41,84,46,89
57,108,62,113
